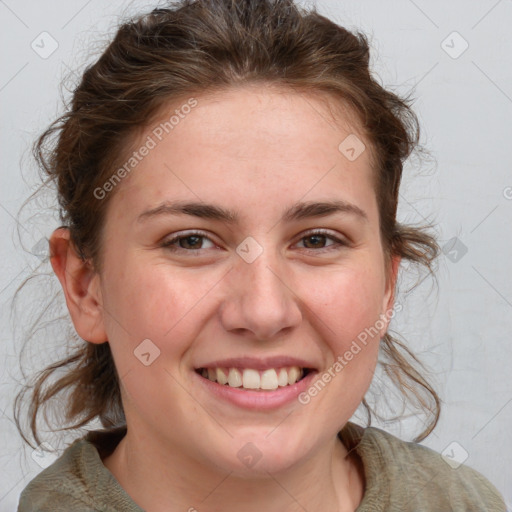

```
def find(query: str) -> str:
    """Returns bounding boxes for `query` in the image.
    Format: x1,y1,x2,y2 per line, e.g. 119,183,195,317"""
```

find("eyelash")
160,229,348,255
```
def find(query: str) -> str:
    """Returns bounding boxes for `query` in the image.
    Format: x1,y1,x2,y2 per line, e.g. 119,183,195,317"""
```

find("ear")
49,227,107,344
379,254,401,337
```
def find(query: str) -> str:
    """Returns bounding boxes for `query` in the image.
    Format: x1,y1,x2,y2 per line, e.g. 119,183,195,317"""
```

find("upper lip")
195,356,318,371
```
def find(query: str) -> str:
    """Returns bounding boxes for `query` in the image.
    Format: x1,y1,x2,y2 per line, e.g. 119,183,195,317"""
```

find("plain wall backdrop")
1,0,511,510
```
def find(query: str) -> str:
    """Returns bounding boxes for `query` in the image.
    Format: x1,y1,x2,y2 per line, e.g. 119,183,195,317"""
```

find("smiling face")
93,84,398,474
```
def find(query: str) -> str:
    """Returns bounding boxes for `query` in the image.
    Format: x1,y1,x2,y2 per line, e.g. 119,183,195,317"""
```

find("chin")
203,429,312,477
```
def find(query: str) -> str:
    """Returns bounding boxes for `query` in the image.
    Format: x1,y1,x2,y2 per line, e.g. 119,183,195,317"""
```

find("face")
86,85,398,474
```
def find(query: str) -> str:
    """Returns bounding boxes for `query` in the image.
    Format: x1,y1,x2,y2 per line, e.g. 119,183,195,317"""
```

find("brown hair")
14,0,440,447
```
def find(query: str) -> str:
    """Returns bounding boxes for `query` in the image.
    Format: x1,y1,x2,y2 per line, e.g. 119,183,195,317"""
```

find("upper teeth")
200,366,304,390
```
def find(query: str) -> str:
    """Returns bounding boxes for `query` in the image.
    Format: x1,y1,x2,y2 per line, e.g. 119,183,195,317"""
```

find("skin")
50,84,400,512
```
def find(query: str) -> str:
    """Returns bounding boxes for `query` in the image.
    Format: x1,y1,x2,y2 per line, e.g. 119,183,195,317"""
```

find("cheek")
101,265,172,356
101,258,226,366
305,261,387,348
100,262,206,415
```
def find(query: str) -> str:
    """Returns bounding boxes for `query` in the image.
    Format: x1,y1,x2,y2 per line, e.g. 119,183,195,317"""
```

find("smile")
195,366,312,391
193,362,318,409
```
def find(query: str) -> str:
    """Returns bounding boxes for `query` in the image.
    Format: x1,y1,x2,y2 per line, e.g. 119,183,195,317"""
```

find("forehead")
170,84,370,161
108,84,377,224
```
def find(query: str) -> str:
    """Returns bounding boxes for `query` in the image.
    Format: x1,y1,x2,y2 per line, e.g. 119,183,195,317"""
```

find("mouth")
193,356,320,409
194,366,314,392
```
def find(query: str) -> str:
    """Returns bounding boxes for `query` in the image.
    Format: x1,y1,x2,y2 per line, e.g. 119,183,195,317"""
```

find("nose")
218,249,303,340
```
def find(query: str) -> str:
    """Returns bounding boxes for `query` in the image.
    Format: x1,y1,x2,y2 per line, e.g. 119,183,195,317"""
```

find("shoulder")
17,428,139,512
17,437,100,512
352,424,507,511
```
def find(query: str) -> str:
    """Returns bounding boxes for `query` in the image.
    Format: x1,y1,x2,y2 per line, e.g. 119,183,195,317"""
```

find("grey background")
1,0,511,509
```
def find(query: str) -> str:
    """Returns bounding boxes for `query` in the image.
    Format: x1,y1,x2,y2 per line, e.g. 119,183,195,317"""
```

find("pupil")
305,234,325,248
181,235,201,249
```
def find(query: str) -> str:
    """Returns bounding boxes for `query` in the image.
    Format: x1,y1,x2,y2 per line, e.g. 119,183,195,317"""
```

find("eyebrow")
137,199,368,224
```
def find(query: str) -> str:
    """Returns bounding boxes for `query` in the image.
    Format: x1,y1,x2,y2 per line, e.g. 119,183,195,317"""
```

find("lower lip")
194,370,318,410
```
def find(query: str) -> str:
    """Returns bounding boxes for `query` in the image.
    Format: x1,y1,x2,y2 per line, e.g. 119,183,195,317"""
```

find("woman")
15,0,506,510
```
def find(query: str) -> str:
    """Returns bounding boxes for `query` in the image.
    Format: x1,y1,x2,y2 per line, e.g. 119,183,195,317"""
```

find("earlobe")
49,227,107,344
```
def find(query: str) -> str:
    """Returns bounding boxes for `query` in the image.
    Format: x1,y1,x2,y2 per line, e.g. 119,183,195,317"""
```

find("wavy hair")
14,0,440,447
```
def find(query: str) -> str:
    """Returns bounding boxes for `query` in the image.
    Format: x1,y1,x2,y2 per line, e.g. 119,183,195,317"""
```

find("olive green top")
17,422,506,511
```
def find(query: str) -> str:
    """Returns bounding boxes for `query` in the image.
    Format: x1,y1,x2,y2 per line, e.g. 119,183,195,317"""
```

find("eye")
160,229,348,256
160,231,216,253
295,229,348,252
